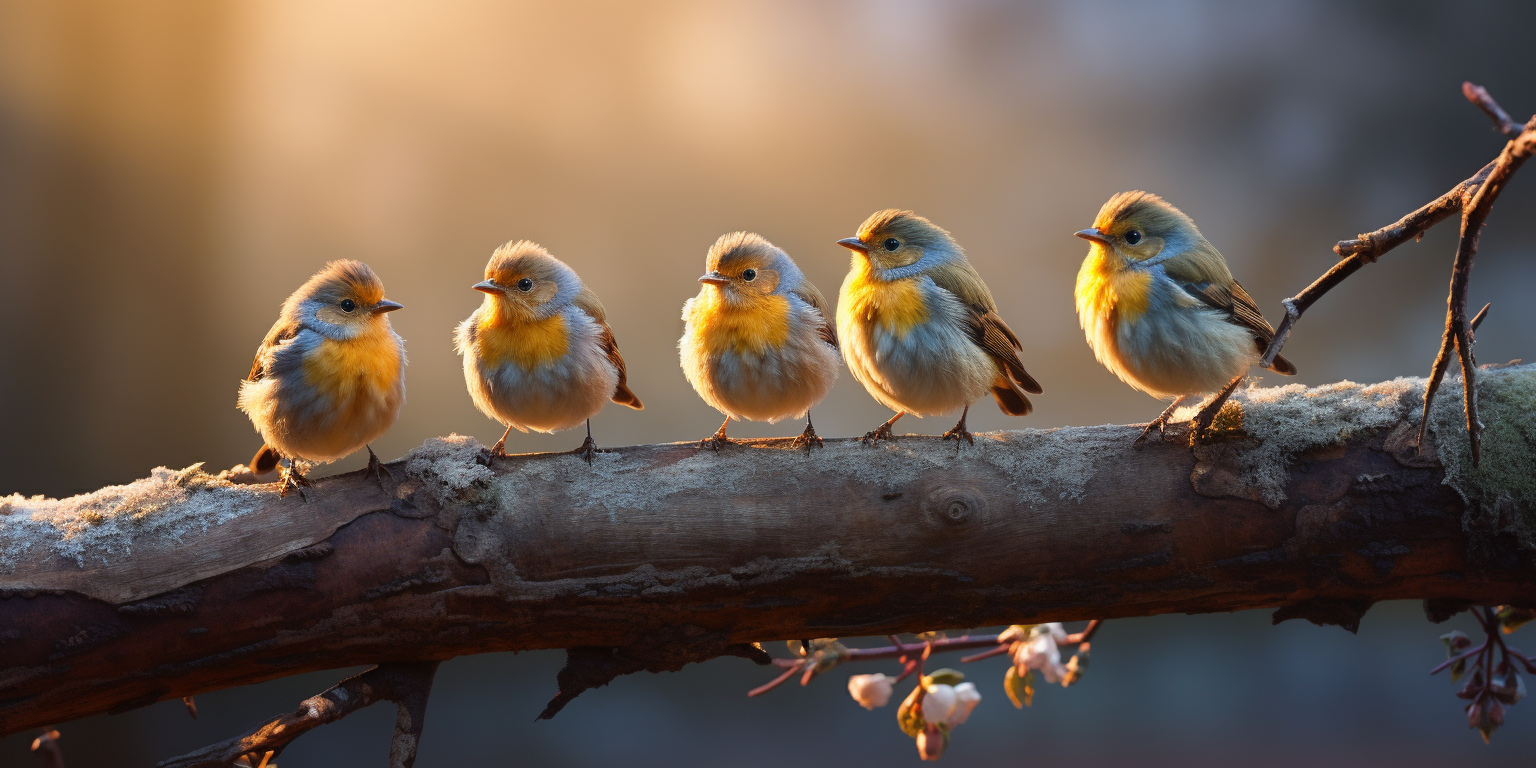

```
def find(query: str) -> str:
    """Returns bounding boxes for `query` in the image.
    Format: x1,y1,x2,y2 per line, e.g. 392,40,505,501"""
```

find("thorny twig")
1253,82,1535,465
158,662,439,768
748,622,1102,697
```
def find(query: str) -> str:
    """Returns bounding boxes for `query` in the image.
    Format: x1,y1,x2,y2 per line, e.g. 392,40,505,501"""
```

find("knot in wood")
922,486,984,526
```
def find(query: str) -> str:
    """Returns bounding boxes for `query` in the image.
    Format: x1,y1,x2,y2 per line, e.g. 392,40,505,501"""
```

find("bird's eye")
742,268,757,281
1125,230,1142,245
340,299,356,312
517,278,533,292
883,238,900,251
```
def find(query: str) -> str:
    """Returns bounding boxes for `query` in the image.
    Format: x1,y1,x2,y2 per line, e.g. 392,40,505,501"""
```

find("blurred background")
2,0,1534,765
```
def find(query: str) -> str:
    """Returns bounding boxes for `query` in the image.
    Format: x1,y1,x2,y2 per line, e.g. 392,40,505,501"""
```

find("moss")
1424,364,1536,548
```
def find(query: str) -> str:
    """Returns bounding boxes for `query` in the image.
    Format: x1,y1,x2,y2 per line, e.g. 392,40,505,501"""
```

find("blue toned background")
2,1,1534,765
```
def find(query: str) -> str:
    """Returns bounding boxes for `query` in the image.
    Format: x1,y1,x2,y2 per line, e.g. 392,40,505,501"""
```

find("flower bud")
923,683,958,724
946,682,981,726
847,673,894,710
917,723,946,761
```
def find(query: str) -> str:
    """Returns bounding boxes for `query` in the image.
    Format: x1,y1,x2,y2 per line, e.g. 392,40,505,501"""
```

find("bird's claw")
365,445,395,491
277,468,312,501
569,435,599,465
861,424,896,446
1133,416,1171,447
791,424,824,451
941,425,974,445
699,433,732,452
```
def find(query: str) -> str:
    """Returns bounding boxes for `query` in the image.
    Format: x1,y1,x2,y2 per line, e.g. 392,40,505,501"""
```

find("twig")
753,623,1102,695
30,729,65,768
1255,83,1534,468
1417,97,1536,465
1464,82,1524,139
159,662,440,768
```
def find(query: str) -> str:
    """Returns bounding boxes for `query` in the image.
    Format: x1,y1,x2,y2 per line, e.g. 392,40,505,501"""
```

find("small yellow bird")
679,231,840,449
1074,191,1296,441
455,240,642,463
836,209,1041,444
239,260,406,498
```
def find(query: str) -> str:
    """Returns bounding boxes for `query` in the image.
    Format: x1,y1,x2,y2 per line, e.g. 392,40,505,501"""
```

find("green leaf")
896,685,926,738
924,668,965,687
1004,666,1034,709
1450,658,1468,684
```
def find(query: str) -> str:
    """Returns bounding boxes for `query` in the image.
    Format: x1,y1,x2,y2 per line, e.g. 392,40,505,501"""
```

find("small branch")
30,729,65,768
159,662,440,768
1419,88,1536,465
1260,81,1532,373
1464,81,1524,139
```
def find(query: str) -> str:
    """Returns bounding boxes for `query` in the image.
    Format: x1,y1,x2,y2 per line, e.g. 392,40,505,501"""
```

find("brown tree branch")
3,369,1536,760
158,662,439,768
1259,84,1536,437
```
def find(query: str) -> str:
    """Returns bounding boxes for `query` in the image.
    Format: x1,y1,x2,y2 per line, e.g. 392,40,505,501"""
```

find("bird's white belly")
1111,305,1257,397
843,319,992,416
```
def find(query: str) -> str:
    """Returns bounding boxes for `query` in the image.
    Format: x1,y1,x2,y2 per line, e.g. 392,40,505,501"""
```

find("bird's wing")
246,318,303,382
1173,278,1297,374
790,282,838,349
924,264,1042,394
573,288,643,409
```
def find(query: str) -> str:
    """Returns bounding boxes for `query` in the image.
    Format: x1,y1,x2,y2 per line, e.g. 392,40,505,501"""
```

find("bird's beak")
836,237,869,253
698,271,729,286
472,280,503,295
1075,228,1111,245
374,299,404,313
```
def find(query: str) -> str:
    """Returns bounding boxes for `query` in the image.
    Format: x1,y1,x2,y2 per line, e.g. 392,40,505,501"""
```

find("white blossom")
922,683,958,723
847,673,894,709
1015,629,1069,684
946,682,981,726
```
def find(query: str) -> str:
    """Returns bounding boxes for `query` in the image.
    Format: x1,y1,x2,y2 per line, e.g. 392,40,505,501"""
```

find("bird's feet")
791,421,824,451
699,431,732,452
1133,413,1174,446
277,466,312,501
478,437,511,466
568,434,599,465
365,445,395,490
940,423,974,445
861,422,896,446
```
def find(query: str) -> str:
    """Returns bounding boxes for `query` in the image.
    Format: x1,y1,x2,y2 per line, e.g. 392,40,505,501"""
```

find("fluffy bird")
239,260,406,498
679,231,840,449
455,240,642,462
1074,190,1296,441
836,209,1041,444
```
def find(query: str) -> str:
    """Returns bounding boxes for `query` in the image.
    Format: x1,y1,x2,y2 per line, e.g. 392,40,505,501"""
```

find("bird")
1074,190,1296,442
679,231,840,450
835,209,1041,444
238,260,406,499
455,240,642,463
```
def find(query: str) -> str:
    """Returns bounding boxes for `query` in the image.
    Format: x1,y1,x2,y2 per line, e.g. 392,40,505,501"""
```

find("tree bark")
2,367,1534,737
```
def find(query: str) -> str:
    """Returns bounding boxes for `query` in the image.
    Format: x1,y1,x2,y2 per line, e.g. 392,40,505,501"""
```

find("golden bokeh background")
2,1,1535,765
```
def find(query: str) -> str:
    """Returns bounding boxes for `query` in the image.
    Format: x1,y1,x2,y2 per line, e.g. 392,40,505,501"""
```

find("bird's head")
473,240,581,321
289,260,402,338
697,231,799,306
836,209,960,279
1074,191,1205,270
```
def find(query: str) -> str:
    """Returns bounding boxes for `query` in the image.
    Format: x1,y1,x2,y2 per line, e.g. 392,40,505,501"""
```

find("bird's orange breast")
302,323,403,406
689,289,791,356
1075,249,1153,325
476,310,570,370
841,260,929,337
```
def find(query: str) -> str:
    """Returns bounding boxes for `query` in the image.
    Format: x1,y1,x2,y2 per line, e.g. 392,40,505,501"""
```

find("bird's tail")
610,383,644,410
250,444,282,474
991,380,1033,416
1268,354,1298,376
